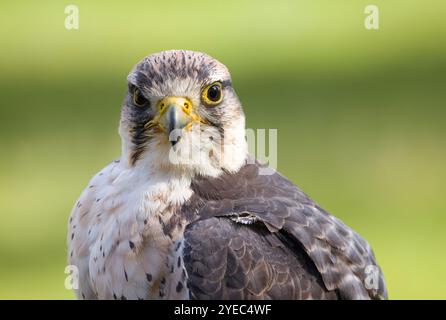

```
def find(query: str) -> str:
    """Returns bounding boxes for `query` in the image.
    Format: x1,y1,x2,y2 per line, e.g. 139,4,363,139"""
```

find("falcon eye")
133,88,149,107
202,82,223,106
207,85,221,101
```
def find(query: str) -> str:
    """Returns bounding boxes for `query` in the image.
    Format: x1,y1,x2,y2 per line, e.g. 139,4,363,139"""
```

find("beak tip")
170,136,181,147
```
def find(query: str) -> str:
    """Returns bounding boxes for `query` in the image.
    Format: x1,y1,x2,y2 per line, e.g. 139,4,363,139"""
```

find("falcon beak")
158,97,193,146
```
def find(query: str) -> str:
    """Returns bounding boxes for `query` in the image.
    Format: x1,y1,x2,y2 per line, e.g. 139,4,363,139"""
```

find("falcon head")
119,50,248,177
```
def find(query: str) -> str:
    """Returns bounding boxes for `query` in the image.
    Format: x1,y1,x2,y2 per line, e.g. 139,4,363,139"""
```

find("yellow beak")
157,97,194,146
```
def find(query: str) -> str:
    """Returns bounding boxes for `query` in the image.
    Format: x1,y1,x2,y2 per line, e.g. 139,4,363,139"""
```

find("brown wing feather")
183,217,339,300
181,160,388,300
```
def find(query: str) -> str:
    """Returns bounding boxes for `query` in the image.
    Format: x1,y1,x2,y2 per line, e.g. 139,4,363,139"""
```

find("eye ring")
201,82,223,106
133,88,149,107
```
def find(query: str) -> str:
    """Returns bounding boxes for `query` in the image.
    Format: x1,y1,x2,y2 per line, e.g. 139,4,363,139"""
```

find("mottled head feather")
119,50,247,176
128,50,231,97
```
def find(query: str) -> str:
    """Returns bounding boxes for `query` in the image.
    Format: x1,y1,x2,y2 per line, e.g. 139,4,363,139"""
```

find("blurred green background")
0,0,445,299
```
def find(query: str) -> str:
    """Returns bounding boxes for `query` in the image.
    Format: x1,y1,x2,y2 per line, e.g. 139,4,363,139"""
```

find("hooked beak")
158,97,193,146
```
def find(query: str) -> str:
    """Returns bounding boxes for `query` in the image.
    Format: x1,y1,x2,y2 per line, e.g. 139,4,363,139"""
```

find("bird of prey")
68,50,387,300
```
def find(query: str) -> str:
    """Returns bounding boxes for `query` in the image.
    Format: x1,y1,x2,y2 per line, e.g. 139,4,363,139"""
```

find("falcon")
68,50,387,300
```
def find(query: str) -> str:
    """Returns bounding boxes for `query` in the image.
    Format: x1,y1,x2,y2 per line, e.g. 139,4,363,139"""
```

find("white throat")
119,115,248,179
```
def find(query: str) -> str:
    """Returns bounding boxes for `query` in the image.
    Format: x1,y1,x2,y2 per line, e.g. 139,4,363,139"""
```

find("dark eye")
202,82,223,105
207,85,221,101
133,88,149,107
